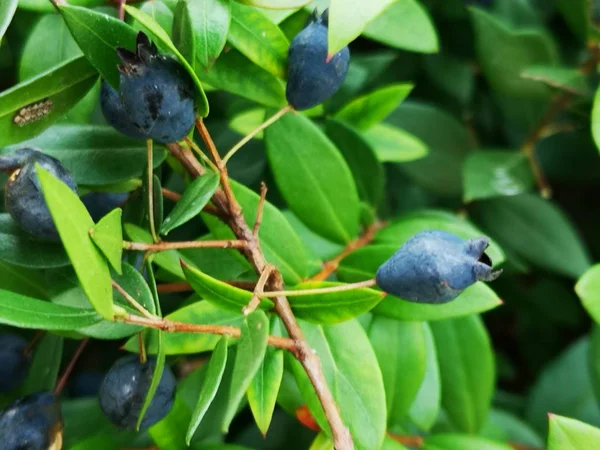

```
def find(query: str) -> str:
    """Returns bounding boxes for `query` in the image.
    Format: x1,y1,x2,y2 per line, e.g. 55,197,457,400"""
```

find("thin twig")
222,105,292,164
183,136,219,172
54,338,89,396
112,279,156,320
23,330,45,357
118,0,126,20
156,280,257,294
261,279,379,298
122,239,247,251
121,315,297,354
253,182,268,237
166,142,205,178
310,221,384,282
138,332,147,364
146,139,159,243
243,264,274,316
161,188,181,202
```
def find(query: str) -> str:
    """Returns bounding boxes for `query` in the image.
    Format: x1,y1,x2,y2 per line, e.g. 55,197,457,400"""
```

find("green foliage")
1,1,599,448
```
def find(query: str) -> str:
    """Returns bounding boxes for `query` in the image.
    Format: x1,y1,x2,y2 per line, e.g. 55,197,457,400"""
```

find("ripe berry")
81,191,129,222
376,230,502,304
0,392,63,450
1,148,77,241
109,32,195,144
0,334,30,393
99,355,176,430
286,9,350,110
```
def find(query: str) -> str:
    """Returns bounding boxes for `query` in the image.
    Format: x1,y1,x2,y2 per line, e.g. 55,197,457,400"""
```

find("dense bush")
0,0,600,449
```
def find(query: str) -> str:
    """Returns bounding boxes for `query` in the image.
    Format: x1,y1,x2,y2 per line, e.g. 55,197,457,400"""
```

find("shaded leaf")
265,111,360,244
21,333,63,394
521,65,589,95
90,208,123,274
423,434,512,450
38,165,114,320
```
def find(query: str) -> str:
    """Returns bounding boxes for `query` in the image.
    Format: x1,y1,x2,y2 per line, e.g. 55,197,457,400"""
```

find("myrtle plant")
0,0,600,450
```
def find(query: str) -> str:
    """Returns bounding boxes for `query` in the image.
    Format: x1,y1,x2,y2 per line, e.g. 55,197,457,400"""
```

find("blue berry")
0,334,30,393
0,392,63,450
2,148,77,241
376,230,502,304
81,191,129,222
99,355,176,430
113,32,195,144
286,9,350,110
100,80,147,141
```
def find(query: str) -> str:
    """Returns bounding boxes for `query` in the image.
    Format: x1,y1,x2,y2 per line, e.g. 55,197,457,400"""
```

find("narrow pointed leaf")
124,4,209,116
0,0,17,41
187,337,229,444
222,310,269,431
21,333,63,394
161,172,219,235
37,165,114,320
90,208,123,274
576,265,600,324
548,415,600,449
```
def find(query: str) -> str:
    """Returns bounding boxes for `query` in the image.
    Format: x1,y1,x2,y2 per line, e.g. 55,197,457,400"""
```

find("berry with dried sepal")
376,230,502,304
286,9,350,110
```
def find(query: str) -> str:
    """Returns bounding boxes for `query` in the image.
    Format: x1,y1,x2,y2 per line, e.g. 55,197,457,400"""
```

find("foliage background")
1,0,600,449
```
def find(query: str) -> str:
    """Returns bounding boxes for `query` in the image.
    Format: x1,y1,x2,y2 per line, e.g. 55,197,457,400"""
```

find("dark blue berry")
376,230,502,304
286,9,350,110
2,148,77,241
99,355,176,430
100,80,147,141
0,392,63,450
112,32,195,144
0,334,30,393
81,191,129,222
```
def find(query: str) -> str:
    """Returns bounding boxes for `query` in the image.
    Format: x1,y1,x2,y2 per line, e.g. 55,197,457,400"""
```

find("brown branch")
123,239,247,251
161,188,181,202
194,118,353,449
156,280,256,294
243,264,275,316
166,142,205,178
121,315,297,354
253,182,268,236
310,221,384,282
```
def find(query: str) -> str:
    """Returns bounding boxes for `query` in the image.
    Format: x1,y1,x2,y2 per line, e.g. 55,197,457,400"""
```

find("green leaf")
202,180,308,284
0,260,48,299
0,56,97,148
38,165,115,320
0,214,70,269
555,0,589,42
521,65,589,95
430,315,495,434
197,49,286,107
0,289,101,330
287,281,385,324
289,319,386,450
229,108,267,139
234,0,310,9
423,53,474,105
90,208,123,274
124,301,244,354
143,174,163,235
222,310,269,432
2,125,167,185
0,0,17,41
133,1,174,37
149,395,191,450
423,434,512,450
592,86,600,153
469,7,558,98
229,2,289,78
548,415,600,450
183,263,274,312
59,5,137,90
265,111,360,244
471,194,591,279
374,210,505,265
137,331,166,430
463,151,534,202
187,337,229,444
368,316,427,426
386,102,474,196
576,265,600,324
327,0,395,56
21,333,63,394
363,0,439,53
334,84,413,130
408,323,441,431
362,123,429,163
161,172,219,235
174,0,231,70
526,337,600,435
247,319,284,435
123,4,209,116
